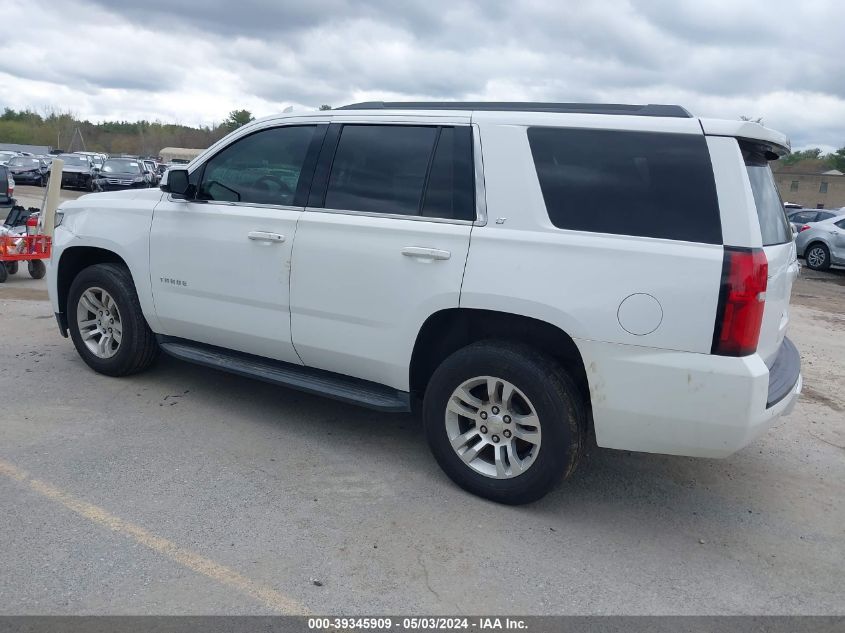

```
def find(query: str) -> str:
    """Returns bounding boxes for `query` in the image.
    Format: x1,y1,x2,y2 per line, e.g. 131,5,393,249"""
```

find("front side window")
742,146,791,246
198,125,315,206
527,127,722,244
836,219,845,229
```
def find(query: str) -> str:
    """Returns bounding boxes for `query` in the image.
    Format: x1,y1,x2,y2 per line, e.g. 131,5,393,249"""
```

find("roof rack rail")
336,101,692,118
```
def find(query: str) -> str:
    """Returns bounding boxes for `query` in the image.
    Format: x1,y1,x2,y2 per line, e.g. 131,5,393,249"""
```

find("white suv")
47,102,802,504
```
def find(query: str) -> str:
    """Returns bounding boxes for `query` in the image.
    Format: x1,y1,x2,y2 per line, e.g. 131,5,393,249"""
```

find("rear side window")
742,146,791,246
324,125,475,220
527,127,722,244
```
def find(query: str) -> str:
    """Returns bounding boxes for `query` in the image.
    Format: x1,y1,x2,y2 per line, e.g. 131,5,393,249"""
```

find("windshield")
8,157,40,168
102,159,142,173
59,154,90,166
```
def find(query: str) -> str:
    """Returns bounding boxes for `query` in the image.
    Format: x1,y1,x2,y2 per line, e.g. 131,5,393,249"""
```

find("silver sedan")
795,213,845,270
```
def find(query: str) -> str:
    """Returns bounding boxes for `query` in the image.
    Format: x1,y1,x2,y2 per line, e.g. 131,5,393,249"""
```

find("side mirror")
162,168,191,198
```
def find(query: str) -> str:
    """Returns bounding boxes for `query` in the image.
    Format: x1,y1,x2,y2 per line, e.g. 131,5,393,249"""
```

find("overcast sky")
1,0,843,151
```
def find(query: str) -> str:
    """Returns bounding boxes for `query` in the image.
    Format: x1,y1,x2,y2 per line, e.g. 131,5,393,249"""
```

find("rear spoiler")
699,118,791,157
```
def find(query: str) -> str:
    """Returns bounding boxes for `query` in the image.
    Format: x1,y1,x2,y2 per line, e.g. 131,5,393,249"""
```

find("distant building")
0,143,52,155
159,147,204,163
773,164,845,210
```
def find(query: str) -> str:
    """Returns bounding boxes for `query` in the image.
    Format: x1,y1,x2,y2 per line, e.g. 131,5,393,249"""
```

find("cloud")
0,0,843,149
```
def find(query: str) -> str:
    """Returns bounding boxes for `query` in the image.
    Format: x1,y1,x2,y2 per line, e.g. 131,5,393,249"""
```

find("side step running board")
157,337,411,413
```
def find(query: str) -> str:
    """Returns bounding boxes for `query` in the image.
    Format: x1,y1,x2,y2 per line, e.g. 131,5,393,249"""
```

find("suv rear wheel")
423,341,585,504
68,263,159,376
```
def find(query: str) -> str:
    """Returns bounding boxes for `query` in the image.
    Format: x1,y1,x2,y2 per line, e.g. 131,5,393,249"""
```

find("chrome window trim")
167,197,304,213
472,123,488,227
305,206,474,226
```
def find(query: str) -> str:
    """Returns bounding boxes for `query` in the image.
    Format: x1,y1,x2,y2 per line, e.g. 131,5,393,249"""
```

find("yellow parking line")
0,457,309,615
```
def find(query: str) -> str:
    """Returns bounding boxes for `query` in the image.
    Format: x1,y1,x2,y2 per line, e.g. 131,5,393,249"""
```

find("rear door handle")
401,247,451,261
248,231,285,243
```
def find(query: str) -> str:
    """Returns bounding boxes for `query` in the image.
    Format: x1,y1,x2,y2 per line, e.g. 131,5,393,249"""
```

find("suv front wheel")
423,341,585,505
68,263,159,376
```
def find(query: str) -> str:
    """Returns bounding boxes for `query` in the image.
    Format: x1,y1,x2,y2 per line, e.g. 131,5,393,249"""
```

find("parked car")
143,160,160,184
58,153,97,190
795,214,845,270
48,102,801,504
96,158,150,191
0,151,20,166
6,156,50,186
0,165,14,206
787,209,837,233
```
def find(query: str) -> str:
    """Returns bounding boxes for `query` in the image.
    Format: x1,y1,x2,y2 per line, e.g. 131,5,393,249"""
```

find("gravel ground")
0,248,843,615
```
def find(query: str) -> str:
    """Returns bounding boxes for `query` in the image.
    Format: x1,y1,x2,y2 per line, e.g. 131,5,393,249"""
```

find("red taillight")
712,247,768,357
799,224,811,232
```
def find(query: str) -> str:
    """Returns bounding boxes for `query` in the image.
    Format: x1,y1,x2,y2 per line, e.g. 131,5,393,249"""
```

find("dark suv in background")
96,158,151,191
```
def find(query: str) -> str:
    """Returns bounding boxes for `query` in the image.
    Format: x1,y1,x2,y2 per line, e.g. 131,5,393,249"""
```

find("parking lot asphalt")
1,203,844,614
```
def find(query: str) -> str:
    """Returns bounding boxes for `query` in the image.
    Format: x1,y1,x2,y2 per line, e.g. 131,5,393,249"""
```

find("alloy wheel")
445,376,541,479
76,287,123,359
807,247,826,268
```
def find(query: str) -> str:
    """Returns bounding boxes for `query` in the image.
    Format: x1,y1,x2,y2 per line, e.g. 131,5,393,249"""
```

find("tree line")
0,107,263,156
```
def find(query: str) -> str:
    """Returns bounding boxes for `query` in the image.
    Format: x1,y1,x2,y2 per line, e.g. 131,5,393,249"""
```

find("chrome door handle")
401,247,451,261
248,231,285,243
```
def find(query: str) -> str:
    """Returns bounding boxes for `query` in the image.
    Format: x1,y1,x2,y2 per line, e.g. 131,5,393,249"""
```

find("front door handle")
248,231,285,243
401,247,451,261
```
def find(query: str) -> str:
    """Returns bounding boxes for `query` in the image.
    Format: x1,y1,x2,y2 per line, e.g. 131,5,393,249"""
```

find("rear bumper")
578,337,802,458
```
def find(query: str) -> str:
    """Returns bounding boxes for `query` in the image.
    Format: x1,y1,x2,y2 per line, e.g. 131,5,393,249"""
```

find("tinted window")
199,125,315,205
790,211,815,223
836,219,845,229
527,128,722,244
420,127,475,220
325,125,437,215
742,147,791,246
102,159,141,173
817,212,835,221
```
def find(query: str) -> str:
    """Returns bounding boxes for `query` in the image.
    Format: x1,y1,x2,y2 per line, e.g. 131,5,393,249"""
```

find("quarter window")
527,127,722,244
743,148,792,246
198,125,316,206
323,124,475,220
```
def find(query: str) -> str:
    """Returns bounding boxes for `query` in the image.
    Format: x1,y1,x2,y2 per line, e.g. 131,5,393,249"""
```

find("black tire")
67,263,159,377
27,260,46,279
6,261,18,275
805,242,831,271
0,263,7,283
423,340,585,505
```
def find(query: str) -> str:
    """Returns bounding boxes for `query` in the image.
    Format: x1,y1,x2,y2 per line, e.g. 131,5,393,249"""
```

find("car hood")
9,166,41,173
62,165,91,173
73,187,165,203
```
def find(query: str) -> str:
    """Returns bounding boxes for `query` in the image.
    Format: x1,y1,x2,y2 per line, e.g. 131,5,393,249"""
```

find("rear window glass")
742,147,791,246
527,128,722,244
